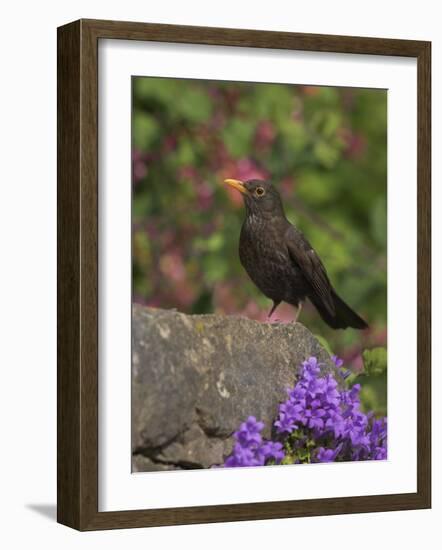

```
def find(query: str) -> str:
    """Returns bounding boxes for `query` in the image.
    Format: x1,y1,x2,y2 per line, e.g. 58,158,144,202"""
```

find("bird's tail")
309,289,368,330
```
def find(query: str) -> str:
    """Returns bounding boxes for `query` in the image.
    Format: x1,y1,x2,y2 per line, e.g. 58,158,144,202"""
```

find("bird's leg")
267,301,281,321
293,302,303,323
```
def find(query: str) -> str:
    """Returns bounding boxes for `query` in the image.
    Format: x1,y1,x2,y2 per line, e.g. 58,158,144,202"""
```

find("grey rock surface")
132,304,336,471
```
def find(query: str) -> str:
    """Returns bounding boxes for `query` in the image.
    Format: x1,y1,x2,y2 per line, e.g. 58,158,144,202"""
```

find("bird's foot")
292,303,303,324
266,317,282,324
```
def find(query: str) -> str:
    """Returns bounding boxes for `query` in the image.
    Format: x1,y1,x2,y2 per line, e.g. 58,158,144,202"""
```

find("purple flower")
301,357,321,380
316,443,343,463
373,446,387,460
223,416,285,468
235,416,265,447
280,401,303,418
368,417,387,460
225,443,261,467
325,409,346,438
323,375,340,407
223,355,387,468
331,355,344,368
303,402,326,430
332,354,351,379
287,385,307,402
258,441,285,464
274,412,298,434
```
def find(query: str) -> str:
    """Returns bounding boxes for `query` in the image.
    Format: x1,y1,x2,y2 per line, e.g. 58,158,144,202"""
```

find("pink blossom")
213,282,240,314
163,135,177,153
254,120,276,149
196,182,214,209
179,165,199,180
132,149,149,184
235,158,269,182
159,250,186,282
173,280,197,308
280,177,296,198
339,128,367,159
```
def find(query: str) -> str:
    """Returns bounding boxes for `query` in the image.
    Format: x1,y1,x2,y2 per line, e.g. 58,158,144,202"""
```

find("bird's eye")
255,187,265,197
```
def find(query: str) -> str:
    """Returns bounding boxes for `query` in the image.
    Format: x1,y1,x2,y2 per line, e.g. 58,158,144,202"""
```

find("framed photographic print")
57,19,431,530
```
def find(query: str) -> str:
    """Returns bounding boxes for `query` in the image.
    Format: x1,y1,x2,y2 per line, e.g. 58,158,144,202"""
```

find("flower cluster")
224,416,285,467
275,356,387,462
222,356,387,467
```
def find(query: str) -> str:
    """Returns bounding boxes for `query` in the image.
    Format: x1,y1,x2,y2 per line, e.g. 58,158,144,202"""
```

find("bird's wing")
285,225,335,316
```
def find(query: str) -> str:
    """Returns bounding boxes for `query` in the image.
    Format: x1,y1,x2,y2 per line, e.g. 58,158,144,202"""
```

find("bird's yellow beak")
224,179,248,195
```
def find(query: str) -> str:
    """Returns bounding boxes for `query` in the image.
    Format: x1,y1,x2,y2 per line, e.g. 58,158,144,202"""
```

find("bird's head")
224,179,286,219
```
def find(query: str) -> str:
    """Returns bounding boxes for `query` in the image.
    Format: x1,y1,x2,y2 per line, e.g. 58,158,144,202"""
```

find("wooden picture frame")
57,18,431,530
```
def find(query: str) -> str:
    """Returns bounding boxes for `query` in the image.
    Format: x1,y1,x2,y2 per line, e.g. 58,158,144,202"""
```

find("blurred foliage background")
132,78,387,414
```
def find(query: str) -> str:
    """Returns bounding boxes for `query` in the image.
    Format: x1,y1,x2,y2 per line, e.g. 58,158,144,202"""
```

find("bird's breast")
239,217,307,302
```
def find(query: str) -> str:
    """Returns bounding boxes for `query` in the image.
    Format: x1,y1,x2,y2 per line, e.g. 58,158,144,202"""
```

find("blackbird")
224,178,368,330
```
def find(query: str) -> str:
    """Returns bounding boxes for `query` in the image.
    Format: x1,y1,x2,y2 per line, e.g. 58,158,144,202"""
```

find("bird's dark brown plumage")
224,178,368,330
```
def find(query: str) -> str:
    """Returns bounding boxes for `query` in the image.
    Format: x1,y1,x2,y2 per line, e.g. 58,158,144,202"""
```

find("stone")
132,304,337,471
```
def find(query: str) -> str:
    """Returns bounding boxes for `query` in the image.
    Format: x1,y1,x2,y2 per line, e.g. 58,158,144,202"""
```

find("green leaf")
370,196,387,247
191,290,213,314
314,334,333,355
313,140,340,168
222,119,255,158
176,87,212,123
202,254,228,283
133,113,158,150
322,111,342,138
176,140,196,165
296,170,336,205
362,347,387,376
